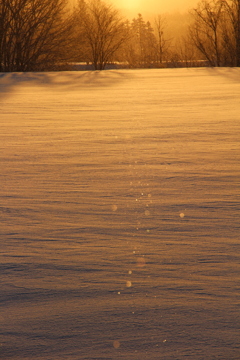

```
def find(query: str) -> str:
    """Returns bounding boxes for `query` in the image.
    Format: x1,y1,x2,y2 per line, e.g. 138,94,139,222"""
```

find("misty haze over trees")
0,0,240,71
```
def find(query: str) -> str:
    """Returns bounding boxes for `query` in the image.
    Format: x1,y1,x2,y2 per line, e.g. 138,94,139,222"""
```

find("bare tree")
154,15,171,65
75,0,128,70
222,0,240,66
189,0,240,67
0,0,73,72
235,0,240,65
189,0,224,66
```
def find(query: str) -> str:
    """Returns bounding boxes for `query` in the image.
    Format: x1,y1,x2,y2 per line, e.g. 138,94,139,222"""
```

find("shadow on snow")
0,70,133,99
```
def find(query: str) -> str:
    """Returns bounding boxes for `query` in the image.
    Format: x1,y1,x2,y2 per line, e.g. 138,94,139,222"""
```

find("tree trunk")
236,0,240,66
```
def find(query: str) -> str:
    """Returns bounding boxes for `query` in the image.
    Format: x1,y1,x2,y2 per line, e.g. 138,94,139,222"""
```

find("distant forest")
0,0,240,71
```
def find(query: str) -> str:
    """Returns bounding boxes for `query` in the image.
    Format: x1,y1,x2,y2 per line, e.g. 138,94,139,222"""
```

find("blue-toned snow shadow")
0,70,133,100
205,67,240,83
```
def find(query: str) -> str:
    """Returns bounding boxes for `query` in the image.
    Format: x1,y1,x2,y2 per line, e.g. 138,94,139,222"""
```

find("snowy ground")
0,68,240,359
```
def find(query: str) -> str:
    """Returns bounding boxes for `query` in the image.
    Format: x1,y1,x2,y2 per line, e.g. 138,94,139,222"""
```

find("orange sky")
109,0,197,16
71,0,198,15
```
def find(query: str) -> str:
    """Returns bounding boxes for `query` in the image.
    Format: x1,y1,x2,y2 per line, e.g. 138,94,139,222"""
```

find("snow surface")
0,68,240,359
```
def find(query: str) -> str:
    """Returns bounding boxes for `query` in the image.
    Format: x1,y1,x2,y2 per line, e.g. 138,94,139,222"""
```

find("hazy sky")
71,0,198,16
111,0,197,16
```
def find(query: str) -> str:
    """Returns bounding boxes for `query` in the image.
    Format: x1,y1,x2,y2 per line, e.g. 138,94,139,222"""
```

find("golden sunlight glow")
112,0,197,15
119,0,141,10
71,0,198,15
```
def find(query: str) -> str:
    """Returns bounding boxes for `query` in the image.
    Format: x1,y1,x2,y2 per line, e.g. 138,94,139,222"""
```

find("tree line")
0,0,240,71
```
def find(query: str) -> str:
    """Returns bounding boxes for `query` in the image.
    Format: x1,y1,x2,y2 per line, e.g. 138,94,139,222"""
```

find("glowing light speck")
126,280,132,288
113,340,121,349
